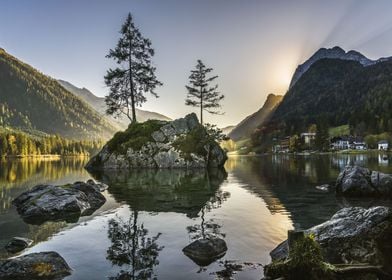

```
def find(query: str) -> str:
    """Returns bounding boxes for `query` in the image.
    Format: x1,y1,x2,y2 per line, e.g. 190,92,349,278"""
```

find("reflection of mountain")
91,169,227,218
226,156,340,229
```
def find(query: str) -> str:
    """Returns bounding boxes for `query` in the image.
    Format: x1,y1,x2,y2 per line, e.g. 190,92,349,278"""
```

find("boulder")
86,113,227,170
336,166,392,197
0,251,71,279
4,237,33,254
270,207,392,272
12,180,106,224
183,237,227,266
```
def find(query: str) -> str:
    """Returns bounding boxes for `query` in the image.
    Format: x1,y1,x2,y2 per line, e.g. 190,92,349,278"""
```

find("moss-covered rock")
86,113,227,170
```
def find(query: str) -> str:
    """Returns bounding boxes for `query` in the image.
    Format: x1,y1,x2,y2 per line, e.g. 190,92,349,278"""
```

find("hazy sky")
2,0,392,127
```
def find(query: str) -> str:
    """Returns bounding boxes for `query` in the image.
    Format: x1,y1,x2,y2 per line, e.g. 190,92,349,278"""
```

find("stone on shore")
270,206,392,273
0,251,71,279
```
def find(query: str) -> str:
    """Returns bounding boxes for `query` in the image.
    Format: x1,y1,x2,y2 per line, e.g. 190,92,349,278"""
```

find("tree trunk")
129,27,137,123
200,85,203,125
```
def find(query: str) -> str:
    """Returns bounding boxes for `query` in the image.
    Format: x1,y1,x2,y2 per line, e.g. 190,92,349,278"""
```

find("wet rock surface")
4,237,33,254
336,165,392,197
183,237,228,266
270,206,392,273
0,251,71,279
12,180,106,224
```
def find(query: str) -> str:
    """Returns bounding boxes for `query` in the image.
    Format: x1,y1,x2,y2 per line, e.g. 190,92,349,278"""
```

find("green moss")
107,120,166,153
264,234,336,280
172,125,212,160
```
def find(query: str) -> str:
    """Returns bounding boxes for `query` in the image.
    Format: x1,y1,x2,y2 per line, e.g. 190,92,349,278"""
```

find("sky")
1,0,392,127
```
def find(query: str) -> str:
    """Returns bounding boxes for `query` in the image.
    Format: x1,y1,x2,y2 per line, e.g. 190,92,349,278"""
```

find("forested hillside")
0,49,117,140
58,79,171,130
253,58,392,146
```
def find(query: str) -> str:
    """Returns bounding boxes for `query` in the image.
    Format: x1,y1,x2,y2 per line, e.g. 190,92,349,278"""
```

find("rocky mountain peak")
289,46,392,89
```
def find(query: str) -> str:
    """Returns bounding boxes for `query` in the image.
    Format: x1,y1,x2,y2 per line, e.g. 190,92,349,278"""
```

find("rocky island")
86,113,227,170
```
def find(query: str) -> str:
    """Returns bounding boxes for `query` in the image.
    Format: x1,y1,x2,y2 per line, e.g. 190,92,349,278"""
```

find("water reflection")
107,212,163,280
0,158,93,257
91,168,228,218
1,154,392,279
226,154,392,229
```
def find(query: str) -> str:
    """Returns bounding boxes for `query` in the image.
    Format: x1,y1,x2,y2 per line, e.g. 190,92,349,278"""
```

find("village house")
331,136,350,150
300,132,316,145
351,137,366,150
272,137,290,153
378,140,389,151
331,136,366,150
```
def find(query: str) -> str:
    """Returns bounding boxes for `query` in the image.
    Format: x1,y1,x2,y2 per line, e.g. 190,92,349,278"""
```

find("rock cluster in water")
0,251,71,279
270,206,392,272
183,237,228,266
336,165,392,197
85,113,227,170
12,179,107,224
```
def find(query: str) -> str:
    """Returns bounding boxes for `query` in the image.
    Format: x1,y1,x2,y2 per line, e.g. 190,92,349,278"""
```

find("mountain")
58,80,171,130
257,51,392,143
289,46,392,88
228,94,283,141
221,125,235,136
0,49,117,140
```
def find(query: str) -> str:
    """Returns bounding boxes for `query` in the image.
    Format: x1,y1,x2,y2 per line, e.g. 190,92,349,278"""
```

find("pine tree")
104,13,162,123
315,118,330,151
185,60,224,125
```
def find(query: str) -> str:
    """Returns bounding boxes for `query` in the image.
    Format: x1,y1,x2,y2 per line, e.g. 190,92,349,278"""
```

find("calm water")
1,154,392,279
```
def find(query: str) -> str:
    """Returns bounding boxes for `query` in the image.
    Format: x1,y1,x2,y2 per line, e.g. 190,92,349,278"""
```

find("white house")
378,140,389,151
331,137,350,150
351,137,366,150
300,133,316,145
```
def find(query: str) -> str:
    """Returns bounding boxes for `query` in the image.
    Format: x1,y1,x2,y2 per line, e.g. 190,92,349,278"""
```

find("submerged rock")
0,251,71,279
183,238,227,266
12,180,106,224
315,184,332,192
336,165,392,197
4,237,33,254
270,206,392,273
85,113,227,170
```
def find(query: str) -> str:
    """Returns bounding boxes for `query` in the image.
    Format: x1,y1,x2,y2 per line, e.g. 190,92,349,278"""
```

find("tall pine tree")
185,60,224,125
104,13,162,123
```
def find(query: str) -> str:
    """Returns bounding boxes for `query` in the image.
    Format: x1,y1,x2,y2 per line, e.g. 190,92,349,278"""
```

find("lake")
1,153,392,279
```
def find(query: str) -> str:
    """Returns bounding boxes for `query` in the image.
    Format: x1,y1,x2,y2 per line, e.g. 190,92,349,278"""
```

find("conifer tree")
185,60,224,125
104,13,162,123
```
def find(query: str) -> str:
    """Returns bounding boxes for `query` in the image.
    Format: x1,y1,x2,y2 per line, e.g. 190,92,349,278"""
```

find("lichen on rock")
86,113,227,170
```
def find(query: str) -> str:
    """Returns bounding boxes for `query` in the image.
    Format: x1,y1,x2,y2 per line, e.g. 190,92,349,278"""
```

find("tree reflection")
107,211,163,280
187,188,230,241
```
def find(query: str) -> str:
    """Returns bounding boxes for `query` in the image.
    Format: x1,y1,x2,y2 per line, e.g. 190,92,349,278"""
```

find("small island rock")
85,113,227,170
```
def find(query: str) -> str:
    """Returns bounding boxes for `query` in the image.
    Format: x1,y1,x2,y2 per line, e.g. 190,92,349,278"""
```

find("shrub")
107,120,166,153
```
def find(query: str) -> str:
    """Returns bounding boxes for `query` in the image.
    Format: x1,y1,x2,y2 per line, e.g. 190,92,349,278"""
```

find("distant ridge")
0,49,116,140
58,79,171,130
289,46,392,88
228,94,283,141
